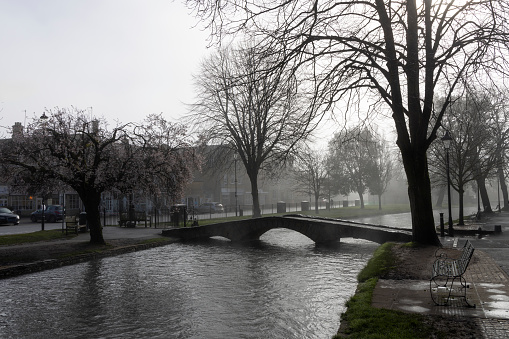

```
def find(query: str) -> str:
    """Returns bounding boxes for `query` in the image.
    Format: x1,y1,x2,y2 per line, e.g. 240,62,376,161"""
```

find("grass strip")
334,242,438,339
0,229,76,245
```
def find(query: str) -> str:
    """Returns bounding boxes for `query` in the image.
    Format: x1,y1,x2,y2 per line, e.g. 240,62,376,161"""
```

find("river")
350,206,479,229
1,208,473,338
0,229,378,339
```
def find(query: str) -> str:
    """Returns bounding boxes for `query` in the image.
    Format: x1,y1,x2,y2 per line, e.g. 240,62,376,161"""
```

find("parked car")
0,207,20,225
30,205,64,223
196,202,224,214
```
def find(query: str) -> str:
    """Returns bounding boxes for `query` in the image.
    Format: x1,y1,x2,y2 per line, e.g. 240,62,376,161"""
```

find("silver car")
0,207,20,225
196,202,224,214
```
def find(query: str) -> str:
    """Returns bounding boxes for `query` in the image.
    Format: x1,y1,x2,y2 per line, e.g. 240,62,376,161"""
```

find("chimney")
12,122,23,138
92,120,99,134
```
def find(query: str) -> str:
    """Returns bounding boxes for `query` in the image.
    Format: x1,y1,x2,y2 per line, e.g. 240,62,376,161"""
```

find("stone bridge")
161,215,413,244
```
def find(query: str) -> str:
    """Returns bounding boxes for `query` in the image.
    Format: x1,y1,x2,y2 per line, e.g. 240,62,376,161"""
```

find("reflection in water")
0,229,377,338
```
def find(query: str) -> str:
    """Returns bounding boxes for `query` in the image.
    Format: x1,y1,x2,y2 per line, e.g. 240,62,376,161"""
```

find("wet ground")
372,212,509,337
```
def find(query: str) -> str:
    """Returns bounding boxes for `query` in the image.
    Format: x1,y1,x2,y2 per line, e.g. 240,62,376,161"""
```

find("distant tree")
367,138,394,210
291,149,328,214
189,0,509,245
328,126,379,209
191,44,318,217
489,90,509,211
430,89,501,223
0,108,197,244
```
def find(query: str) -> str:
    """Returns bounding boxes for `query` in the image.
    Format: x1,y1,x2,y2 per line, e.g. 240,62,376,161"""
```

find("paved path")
0,219,167,239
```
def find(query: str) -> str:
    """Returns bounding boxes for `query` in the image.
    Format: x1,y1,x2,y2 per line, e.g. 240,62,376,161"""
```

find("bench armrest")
434,246,448,259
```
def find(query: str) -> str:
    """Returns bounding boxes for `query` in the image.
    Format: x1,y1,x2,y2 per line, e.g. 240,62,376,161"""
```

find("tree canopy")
0,108,198,244
191,44,318,217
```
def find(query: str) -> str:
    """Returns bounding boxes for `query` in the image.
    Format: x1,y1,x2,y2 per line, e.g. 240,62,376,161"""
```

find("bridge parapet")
161,216,413,244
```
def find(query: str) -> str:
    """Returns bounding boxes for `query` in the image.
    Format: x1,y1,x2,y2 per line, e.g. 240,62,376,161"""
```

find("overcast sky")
0,0,210,135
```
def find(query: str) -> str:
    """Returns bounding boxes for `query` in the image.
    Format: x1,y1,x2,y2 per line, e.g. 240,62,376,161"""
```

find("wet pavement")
372,212,509,337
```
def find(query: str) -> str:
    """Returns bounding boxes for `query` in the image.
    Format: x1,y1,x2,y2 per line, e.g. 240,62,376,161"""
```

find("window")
66,194,81,209
9,195,34,211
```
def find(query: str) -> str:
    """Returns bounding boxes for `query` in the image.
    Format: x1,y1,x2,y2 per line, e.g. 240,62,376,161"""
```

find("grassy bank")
0,229,76,246
334,243,447,338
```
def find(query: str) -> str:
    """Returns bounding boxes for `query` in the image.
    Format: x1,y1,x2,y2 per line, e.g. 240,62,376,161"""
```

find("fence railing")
100,200,358,228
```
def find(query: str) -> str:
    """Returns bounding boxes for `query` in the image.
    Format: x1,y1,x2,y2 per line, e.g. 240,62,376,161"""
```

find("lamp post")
234,154,238,217
442,130,454,236
40,113,48,231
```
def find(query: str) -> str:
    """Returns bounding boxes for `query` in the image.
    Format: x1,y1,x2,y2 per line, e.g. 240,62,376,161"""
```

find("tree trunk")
477,177,492,213
458,187,465,225
358,190,365,209
314,194,319,214
499,168,509,210
401,147,441,246
247,169,261,218
435,186,445,208
378,194,382,210
79,189,105,245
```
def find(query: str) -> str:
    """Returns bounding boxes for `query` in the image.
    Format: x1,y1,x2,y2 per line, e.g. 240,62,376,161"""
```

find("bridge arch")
162,216,413,244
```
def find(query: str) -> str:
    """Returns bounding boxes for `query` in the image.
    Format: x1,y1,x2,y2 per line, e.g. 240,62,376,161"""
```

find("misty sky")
0,0,210,134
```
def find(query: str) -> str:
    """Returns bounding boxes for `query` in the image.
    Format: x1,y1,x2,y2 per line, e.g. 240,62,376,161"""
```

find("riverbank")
0,227,179,279
335,211,509,339
334,243,487,338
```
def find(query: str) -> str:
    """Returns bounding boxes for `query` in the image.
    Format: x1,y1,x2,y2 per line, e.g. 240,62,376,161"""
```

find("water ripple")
0,229,376,338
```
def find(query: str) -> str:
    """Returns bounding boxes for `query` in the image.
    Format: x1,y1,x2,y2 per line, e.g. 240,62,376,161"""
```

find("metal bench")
119,212,151,227
64,215,87,235
65,216,79,235
430,240,475,307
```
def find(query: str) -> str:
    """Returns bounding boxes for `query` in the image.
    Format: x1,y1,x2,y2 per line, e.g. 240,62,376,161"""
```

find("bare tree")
291,149,328,214
188,0,509,245
328,126,377,209
367,138,394,210
191,44,318,217
431,88,506,222
0,108,197,244
448,95,496,223
490,90,509,211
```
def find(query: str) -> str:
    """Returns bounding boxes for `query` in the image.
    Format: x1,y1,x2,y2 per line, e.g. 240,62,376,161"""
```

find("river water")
352,207,478,229
0,229,378,339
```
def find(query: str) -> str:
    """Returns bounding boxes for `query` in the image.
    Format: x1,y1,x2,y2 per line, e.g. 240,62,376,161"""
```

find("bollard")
439,213,444,237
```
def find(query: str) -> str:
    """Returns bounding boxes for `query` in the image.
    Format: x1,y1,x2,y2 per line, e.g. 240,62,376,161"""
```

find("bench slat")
430,240,475,307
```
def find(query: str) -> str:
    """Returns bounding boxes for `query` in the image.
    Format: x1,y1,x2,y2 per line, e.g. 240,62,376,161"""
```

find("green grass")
357,242,398,283
334,242,445,339
0,229,76,245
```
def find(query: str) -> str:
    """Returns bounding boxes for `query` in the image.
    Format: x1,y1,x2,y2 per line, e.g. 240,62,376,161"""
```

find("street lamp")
442,130,454,236
40,113,48,231
234,153,238,217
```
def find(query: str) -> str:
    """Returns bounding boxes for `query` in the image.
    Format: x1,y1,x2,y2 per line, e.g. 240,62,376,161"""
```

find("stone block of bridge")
162,215,413,245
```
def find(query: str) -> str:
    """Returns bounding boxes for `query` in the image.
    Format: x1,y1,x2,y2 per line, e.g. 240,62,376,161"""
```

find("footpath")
372,212,509,338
